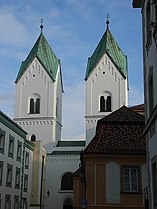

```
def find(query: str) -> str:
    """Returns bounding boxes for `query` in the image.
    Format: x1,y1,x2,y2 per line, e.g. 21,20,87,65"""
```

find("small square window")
0,128,5,154
17,141,22,162
122,167,139,193
6,164,13,187
15,167,20,189
8,135,14,158
0,161,4,186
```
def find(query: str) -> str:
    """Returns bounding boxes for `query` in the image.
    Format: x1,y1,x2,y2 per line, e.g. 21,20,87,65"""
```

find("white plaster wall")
14,57,63,144
44,154,80,209
106,162,120,203
86,53,128,143
0,121,33,209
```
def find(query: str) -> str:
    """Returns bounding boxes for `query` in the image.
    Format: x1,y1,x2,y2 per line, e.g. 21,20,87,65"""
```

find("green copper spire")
85,25,127,80
15,29,59,83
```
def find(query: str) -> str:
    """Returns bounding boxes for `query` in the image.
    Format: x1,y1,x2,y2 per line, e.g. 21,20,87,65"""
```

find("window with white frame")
25,152,29,169
6,164,13,187
16,140,22,162
14,195,19,209
15,167,20,189
0,161,3,186
5,194,11,209
61,172,73,190
100,93,112,112
0,128,5,154
8,135,14,158
24,174,28,192
29,94,40,114
123,167,139,193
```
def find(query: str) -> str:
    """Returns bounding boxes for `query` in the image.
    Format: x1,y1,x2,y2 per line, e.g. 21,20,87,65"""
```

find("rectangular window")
23,198,27,209
0,161,3,186
24,174,28,192
5,194,11,209
6,164,13,187
123,167,139,193
25,152,29,170
148,67,154,115
15,167,20,189
0,193,1,209
8,135,14,158
14,195,19,209
16,140,22,162
152,158,157,206
0,128,5,154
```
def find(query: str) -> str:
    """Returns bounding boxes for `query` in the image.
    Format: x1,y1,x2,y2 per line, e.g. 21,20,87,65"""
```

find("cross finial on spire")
40,18,44,33
106,14,110,29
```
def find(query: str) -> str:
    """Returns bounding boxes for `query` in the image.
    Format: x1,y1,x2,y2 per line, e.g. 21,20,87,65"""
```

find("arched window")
106,96,111,112
30,134,36,141
36,98,40,114
99,93,112,112
61,173,73,190
30,99,34,114
100,96,105,112
29,95,40,114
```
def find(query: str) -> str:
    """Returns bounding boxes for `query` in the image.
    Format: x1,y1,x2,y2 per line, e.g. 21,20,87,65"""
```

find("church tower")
85,21,128,145
14,24,63,145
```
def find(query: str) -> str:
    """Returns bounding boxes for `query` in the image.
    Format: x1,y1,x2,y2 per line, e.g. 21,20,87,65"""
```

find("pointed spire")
40,18,44,33
106,14,110,29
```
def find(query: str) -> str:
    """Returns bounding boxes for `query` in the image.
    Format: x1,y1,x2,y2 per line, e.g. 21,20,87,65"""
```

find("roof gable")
15,33,59,83
84,106,145,154
85,28,127,80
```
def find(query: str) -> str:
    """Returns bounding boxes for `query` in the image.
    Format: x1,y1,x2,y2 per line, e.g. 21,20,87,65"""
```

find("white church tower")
14,23,63,145
85,20,128,145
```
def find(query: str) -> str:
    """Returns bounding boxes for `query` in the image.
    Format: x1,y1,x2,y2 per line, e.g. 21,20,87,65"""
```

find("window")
0,161,3,186
16,141,22,162
148,67,154,115
0,193,1,209
100,94,112,112
6,164,13,187
15,167,20,189
146,0,151,37
29,95,40,114
14,196,19,209
25,152,29,169
8,135,14,158
0,128,5,154
5,194,11,209
61,173,73,190
30,134,36,141
152,158,157,206
24,174,28,192
123,167,139,193
23,198,27,209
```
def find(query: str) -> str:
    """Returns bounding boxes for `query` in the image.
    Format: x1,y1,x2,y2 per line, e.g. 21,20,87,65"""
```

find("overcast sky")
0,0,143,139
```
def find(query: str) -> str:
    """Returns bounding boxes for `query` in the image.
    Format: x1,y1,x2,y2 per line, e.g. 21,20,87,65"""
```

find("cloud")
62,81,85,139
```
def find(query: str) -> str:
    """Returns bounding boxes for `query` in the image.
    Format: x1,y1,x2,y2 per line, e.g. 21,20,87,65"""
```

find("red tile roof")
84,106,145,154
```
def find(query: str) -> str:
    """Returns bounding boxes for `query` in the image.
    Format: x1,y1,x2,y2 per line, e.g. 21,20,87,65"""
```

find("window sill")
58,189,73,193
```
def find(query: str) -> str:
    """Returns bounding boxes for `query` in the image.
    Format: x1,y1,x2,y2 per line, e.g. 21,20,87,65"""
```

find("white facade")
14,57,63,145
0,111,34,209
133,0,157,208
85,43,128,145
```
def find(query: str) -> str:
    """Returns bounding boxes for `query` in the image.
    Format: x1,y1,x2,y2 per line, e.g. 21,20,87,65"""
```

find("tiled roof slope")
85,28,127,80
84,106,145,154
15,33,59,83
